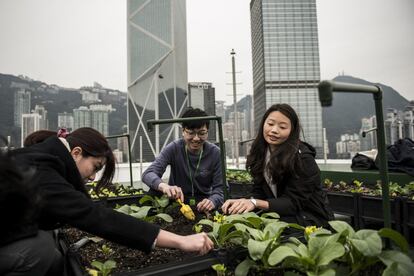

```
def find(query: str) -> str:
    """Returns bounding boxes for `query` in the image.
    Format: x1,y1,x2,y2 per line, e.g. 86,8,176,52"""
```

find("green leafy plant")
212,263,227,276
349,179,364,193
89,260,116,276
226,170,253,184
115,204,172,223
323,178,333,190
87,182,143,199
202,210,414,276
139,194,171,213
252,220,414,276
195,211,247,248
99,244,113,257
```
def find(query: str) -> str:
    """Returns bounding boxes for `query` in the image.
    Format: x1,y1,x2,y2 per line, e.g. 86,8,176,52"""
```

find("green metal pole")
373,87,391,229
147,116,229,199
318,80,391,230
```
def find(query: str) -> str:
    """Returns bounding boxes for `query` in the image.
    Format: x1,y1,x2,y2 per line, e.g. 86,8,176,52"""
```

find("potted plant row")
87,182,145,208
88,169,255,207
226,169,254,199
324,179,414,242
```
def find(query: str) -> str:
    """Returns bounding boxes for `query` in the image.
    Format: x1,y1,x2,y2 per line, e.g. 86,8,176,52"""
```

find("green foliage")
90,260,116,276
212,263,227,276
324,178,414,199
115,204,172,223
139,194,170,213
87,182,143,199
195,211,414,276
226,170,253,184
99,244,113,257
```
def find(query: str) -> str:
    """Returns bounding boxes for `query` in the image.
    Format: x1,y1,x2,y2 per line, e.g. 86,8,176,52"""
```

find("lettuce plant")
139,194,171,214
115,204,172,223
89,260,116,276
241,220,414,276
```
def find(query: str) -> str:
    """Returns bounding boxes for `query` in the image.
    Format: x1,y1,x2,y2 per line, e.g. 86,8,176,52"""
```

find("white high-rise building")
14,89,31,127
58,112,74,131
127,0,188,161
21,113,41,146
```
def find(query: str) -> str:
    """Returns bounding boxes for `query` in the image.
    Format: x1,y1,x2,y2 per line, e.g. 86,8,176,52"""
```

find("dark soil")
63,206,216,275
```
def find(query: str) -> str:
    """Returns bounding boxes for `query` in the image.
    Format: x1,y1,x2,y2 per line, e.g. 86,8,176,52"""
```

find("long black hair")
24,128,115,192
246,104,303,185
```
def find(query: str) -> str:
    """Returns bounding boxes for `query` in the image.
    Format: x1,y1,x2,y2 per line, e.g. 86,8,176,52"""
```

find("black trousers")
0,230,63,276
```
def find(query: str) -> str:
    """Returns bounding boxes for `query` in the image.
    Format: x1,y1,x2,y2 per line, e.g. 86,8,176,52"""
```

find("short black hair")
181,107,210,129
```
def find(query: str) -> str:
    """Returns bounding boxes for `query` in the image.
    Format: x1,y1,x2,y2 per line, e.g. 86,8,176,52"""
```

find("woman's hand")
156,230,214,255
158,183,184,202
221,198,255,214
177,232,214,255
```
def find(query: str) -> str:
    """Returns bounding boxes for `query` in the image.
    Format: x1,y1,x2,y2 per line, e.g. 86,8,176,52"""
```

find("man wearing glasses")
142,107,224,213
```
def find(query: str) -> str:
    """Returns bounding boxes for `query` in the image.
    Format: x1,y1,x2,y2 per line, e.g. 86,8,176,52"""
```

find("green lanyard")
185,145,203,197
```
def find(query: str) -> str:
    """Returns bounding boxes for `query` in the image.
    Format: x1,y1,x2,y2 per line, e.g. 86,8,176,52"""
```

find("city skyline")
0,0,413,105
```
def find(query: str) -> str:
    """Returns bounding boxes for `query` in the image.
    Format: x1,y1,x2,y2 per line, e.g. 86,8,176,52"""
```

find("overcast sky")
0,0,413,103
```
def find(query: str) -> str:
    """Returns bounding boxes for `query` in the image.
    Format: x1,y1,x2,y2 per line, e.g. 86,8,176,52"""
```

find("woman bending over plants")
222,104,334,227
6,128,213,275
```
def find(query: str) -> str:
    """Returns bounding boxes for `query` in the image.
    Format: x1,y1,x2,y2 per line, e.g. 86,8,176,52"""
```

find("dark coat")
12,137,159,253
251,142,334,226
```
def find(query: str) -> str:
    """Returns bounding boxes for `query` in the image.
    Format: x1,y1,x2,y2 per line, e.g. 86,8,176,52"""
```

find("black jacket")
251,142,334,226
12,137,160,253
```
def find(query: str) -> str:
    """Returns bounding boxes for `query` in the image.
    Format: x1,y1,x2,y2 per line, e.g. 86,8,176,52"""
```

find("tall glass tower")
250,0,323,154
127,0,188,161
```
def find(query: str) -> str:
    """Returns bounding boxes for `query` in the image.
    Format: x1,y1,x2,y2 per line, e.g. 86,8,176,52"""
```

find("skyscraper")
58,112,74,131
127,0,188,161
33,105,48,130
14,89,31,127
21,113,41,147
73,105,112,136
73,106,91,130
250,0,323,154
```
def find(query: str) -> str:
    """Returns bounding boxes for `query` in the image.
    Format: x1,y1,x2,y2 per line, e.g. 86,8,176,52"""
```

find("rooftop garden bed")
60,194,414,276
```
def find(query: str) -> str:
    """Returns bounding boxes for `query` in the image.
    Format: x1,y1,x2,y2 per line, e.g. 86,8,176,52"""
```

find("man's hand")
158,183,184,202
196,198,215,213
221,198,255,214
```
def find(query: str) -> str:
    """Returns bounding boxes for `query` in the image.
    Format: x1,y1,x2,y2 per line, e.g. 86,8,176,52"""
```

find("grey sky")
0,0,413,104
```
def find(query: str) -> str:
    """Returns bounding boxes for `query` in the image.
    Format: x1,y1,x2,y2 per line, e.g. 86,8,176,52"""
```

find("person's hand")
158,183,184,202
177,233,214,255
197,198,215,213
221,198,255,214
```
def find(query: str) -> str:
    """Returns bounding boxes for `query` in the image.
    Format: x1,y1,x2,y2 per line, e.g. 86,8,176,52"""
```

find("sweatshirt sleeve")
39,174,160,253
142,142,175,190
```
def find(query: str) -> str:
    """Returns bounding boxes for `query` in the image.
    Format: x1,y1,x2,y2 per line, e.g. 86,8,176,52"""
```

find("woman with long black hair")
222,104,333,226
1,128,213,275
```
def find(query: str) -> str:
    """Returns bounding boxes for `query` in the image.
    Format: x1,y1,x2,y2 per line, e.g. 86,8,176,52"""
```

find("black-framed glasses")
184,129,208,138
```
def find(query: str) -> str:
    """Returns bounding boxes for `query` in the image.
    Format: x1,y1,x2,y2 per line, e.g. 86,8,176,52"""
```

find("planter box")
402,198,414,243
93,195,144,208
228,181,254,199
357,195,402,232
326,191,360,229
59,232,245,276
